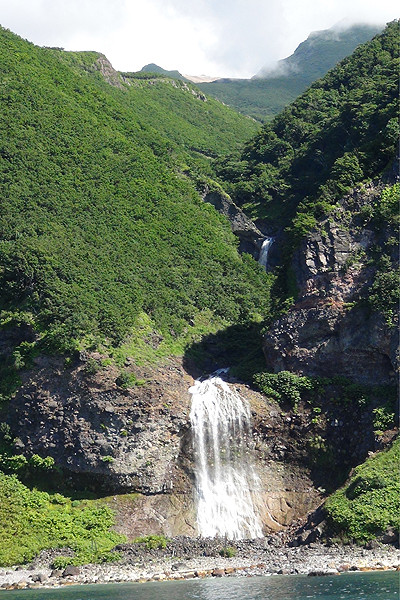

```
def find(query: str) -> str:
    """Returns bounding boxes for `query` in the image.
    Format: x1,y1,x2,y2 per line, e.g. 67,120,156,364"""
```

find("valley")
0,19,398,577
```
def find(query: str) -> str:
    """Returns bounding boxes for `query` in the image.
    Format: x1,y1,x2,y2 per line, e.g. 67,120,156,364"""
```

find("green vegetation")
0,473,123,566
325,439,400,542
254,370,314,411
0,422,57,481
133,534,169,550
198,24,382,121
364,184,400,327
254,371,396,415
115,371,145,388
0,25,267,377
215,21,399,231
373,404,396,434
219,546,236,557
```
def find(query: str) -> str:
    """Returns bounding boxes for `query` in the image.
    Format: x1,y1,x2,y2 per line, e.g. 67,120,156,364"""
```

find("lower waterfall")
189,371,263,539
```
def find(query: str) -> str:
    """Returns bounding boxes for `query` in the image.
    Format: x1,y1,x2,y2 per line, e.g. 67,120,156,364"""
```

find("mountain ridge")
197,22,384,120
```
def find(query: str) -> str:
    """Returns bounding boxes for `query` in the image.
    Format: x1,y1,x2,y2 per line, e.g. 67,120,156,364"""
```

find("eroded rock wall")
263,184,399,385
4,354,321,539
202,189,264,257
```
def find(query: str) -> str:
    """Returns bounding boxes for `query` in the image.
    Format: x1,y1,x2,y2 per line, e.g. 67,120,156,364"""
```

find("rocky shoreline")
1,538,399,591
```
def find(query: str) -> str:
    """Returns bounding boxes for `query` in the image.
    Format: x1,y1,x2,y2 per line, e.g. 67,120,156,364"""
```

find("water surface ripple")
2,571,399,600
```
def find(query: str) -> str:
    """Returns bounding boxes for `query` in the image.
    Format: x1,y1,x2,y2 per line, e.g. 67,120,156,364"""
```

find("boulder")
62,565,80,577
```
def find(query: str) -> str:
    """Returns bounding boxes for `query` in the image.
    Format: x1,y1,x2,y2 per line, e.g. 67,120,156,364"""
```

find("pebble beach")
1,538,399,591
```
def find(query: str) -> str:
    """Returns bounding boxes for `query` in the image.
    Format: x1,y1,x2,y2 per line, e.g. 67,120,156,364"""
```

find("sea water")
2,571,399,599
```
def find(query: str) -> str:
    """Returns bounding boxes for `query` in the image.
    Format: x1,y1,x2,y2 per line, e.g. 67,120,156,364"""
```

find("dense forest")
214,20,399,316
216,21,398,226
0,25,267,377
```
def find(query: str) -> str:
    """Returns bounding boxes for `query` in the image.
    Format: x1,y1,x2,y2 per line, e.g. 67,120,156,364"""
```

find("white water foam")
189,372,263,539
258,237,273,269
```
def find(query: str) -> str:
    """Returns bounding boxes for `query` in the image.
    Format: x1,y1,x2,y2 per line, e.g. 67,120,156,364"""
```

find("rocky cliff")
202,188,265,257
263,182,399,386
3,352,321,539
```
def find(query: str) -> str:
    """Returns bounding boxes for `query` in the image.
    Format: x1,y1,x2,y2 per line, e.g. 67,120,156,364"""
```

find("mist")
0,0,397,77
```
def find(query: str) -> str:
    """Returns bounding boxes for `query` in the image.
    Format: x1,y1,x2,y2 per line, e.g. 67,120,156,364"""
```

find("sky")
0,0,398,78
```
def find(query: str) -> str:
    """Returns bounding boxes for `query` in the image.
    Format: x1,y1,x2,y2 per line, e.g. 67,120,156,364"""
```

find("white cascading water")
258,237,273,269
189,371,263,539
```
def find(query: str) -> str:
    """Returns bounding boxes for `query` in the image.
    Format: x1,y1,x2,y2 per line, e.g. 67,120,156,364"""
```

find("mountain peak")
140,63,186,80
254,22,383,79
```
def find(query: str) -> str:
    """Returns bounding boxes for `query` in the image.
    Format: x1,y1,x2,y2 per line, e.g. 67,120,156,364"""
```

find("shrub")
83,358,101,375
254,370,314,410
219,546,236,558
133,535,169,550
29,454,55,470
373,405,395,433
101,456,114,463
51,556,74,570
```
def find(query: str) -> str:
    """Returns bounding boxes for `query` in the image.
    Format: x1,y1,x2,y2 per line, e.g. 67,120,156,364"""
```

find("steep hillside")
215,21,399,230
255,23,383,80
217,21,399,540
52,50,259,170
198,23,382,121
0,21,398,564
215,20,399,384
0,25,268,401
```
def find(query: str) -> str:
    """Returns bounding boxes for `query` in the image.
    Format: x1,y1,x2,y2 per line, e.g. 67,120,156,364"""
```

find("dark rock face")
264,304,396,385
7,356,194,496
202,190,264,257
5,355,321,537
263,186,399,386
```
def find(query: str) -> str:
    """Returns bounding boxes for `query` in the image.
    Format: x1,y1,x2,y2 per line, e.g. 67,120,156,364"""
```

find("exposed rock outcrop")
95,55,124,89
202,189,264,257
263,184,399,386
5,355,321,538
8,355,193,495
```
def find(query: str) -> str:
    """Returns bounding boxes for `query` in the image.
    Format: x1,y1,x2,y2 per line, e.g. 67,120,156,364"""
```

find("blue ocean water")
2,571,399,600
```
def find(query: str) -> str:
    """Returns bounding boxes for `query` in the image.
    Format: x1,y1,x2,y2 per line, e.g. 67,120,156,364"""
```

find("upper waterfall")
258,237,273,269
189,371,263,539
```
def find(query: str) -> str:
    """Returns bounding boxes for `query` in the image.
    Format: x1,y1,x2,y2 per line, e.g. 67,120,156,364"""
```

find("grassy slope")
325,439,399,542
0,26,269,370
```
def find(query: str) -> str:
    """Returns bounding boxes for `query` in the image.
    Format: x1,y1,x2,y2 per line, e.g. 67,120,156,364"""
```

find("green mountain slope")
53,51,259,168
140,62,187,81
0,26,268,378
215,21,399,231
255,23,383,80
198,24,383,121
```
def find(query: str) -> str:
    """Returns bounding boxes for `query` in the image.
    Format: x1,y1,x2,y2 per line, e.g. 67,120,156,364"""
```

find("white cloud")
0,0,397,77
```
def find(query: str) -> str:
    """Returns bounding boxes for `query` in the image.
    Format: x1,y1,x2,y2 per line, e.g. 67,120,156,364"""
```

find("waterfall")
258,237,273,269
189,371,263,539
